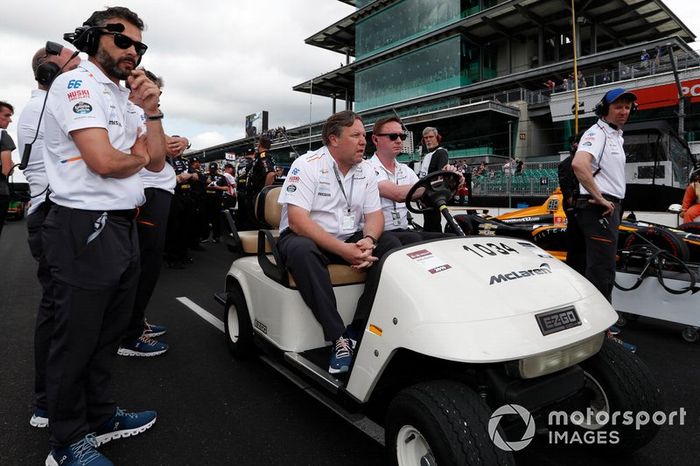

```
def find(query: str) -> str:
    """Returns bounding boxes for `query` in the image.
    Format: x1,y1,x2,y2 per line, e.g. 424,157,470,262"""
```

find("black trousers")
564,207,586,276
0,194,9,238
236,193,256,230
165,192,193,261
27,202,54,412
575,200,621,303
123,188,172,341
42,205,141,447
204,194,223,240
277,230,401,342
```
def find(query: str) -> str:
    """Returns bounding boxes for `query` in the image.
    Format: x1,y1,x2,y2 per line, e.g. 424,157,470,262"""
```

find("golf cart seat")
249,187,366,287
239,186,282,253
223,186,281,254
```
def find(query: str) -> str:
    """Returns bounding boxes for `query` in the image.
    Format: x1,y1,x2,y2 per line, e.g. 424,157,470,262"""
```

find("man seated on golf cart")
276,110,402,374
368,116,454,243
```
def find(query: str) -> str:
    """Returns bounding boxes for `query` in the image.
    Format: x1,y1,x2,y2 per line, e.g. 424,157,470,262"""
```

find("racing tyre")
622,226,690,262
385,380,515,466
676,222,700,262
677,222,700,235
577,338,663,453
224,284,255,358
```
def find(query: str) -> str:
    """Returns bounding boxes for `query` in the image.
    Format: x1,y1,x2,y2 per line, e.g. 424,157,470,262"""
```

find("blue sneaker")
608,333,638,354
94,408,157,446
117,335,168,357
31,408,49,428
143,319,167,338
328,336,354,374
45,434,113,466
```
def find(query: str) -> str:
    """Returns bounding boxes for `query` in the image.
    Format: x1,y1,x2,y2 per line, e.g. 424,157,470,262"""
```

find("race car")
453,188,700,264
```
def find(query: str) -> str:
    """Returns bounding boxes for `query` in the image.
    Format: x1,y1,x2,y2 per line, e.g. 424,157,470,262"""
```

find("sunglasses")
376,132,407,141
103,32,148,56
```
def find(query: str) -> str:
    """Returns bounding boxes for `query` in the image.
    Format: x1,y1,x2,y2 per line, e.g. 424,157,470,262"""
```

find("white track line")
176,297,224,333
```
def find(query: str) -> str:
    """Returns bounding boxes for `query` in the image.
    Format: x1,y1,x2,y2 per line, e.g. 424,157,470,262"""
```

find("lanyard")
379,160,401,211
332,164,355,211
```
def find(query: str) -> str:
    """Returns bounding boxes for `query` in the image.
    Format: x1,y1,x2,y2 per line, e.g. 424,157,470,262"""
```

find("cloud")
0,0,353,153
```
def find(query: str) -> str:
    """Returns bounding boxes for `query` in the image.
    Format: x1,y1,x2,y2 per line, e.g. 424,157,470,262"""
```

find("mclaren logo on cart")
489,263,552,285
488,404,536,451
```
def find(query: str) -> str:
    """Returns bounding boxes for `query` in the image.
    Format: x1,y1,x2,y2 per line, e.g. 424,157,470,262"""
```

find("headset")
63,22,142,66
35,41,64,86
64,22,118,56
18,42,80,172
594,90,639,117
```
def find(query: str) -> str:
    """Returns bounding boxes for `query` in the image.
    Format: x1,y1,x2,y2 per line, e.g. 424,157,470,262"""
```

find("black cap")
190,157,201,163
209,162,218,169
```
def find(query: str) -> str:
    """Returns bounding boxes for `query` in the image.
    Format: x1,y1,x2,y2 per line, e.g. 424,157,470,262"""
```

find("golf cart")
222,171,663,465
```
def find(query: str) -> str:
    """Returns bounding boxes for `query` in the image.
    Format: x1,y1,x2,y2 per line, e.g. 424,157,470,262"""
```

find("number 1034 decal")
463,242,519,258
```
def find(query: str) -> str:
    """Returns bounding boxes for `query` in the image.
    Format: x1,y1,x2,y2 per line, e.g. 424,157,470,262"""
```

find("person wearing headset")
41,7,165,465
16,43,80,431
0,101,16,238
572,88,637,304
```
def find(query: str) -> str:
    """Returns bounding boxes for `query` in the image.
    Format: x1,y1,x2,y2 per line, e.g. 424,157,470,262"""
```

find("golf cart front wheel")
385,380,515,466
577,338,663,453
224,284,255,358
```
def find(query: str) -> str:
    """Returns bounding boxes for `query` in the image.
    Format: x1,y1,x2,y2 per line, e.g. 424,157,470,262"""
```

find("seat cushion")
240,230,280,254
268,256,367,287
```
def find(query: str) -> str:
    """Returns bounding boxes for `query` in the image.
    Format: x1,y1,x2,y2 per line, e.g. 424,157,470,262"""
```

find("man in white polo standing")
42,6,165,465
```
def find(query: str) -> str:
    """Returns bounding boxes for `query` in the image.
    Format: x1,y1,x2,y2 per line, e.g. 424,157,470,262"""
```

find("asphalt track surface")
0,217,698,465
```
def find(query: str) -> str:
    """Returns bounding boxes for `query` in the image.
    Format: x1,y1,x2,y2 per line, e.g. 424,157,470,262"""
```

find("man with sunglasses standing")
42,7,165,465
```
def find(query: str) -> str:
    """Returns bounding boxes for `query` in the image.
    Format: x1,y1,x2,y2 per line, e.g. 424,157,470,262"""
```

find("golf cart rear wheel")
224,284,255,358
385,380,515,466
577,339,663,453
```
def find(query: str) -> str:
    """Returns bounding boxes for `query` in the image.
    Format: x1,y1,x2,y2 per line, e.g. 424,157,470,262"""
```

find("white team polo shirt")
43,60,145,210
278,146,381,240
369,154,419,230
130,107,176,194
577,119,626,199
17,89,48,215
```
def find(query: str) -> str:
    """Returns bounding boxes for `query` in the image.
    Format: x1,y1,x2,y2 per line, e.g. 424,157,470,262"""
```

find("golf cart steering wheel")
405,170,462,214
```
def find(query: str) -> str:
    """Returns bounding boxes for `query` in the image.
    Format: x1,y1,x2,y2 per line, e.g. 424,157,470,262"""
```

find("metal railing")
470,161,559,197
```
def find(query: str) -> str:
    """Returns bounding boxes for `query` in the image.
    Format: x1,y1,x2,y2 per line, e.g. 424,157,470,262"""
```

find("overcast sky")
1,0,699,161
